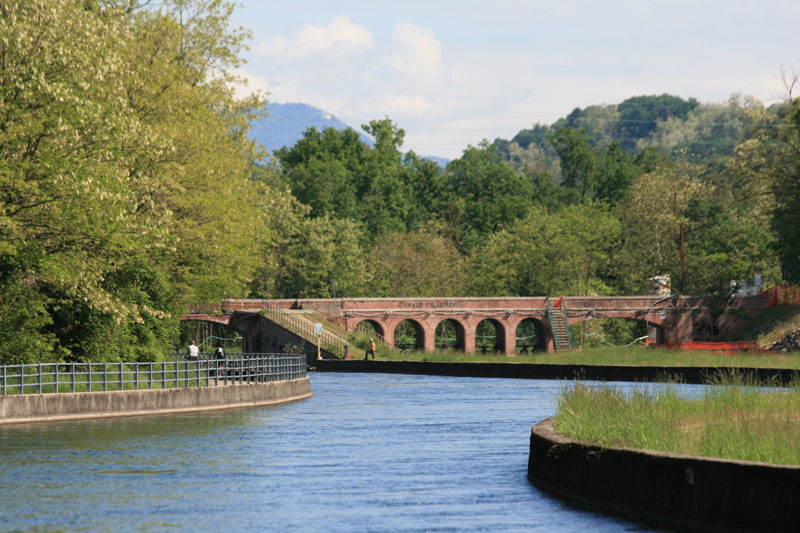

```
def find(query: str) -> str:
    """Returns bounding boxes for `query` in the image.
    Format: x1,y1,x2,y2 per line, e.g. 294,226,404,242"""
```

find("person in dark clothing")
214,344,226,360
213,344,226,378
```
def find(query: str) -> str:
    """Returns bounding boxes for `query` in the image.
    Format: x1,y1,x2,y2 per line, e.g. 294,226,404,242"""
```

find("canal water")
0,373,666,531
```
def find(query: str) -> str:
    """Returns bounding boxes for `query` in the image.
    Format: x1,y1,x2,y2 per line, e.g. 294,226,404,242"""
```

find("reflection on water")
0,373,667,531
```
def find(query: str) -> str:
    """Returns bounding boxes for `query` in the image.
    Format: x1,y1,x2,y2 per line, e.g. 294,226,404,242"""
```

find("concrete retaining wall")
528,418,800,532
315,359,798,385
0,377,311,425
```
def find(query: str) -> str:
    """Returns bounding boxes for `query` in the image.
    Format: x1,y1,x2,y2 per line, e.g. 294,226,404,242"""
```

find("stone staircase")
546,298,573,351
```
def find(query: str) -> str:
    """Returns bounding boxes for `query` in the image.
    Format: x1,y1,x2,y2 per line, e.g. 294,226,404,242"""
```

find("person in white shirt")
188,340,200,360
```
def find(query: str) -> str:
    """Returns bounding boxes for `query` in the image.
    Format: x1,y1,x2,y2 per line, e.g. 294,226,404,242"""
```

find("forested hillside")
2,1,798,364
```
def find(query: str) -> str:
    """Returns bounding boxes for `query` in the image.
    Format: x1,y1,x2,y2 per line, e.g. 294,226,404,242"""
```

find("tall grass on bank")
555,376,800,466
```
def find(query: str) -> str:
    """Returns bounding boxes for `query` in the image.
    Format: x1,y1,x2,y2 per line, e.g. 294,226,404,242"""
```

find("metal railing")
261,303,348,358
0,353,306,396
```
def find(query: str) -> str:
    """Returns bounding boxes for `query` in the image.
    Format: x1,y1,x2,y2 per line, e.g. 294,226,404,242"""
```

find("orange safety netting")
656,341,769,355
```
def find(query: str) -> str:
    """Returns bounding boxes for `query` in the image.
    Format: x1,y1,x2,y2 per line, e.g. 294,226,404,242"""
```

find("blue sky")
230,1,799,159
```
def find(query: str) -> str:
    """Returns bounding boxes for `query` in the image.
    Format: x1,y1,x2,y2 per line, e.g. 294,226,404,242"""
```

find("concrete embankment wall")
0,377,311,425
528,418,800,532
315,359,798,385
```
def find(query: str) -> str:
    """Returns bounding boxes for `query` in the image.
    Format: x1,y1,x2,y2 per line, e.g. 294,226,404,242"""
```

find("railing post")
149,363,153,389
71,363,75,393
38,363,42,394
119,362,123,391
88,363,93,392
1,365,5,396
103,363,107,392
54,362,59,394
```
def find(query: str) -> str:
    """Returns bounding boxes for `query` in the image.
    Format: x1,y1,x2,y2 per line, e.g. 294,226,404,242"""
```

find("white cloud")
234,1,800,160
256,16,373,60
359,95,430,115
389,22,441,76
387,95,430,114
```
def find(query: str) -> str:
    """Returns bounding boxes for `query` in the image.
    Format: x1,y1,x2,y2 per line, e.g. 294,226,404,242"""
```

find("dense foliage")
1,1,797,363
1,0,272,363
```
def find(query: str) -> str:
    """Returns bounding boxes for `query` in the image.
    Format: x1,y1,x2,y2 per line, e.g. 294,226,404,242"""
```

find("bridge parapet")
185,296,769,355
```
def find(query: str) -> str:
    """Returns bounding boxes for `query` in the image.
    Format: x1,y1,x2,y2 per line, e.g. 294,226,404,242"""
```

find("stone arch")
566,316,658,348
179,316,245,353
394,319,424,351
434,318,465,351
693,318,720,341
515,318,547,353
476,318,506,353
354,319,386,340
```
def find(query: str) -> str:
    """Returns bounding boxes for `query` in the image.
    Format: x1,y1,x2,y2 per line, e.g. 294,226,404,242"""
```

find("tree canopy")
1,1,795,362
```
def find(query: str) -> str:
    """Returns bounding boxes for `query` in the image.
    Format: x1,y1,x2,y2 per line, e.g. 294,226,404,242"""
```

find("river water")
0,373,666,532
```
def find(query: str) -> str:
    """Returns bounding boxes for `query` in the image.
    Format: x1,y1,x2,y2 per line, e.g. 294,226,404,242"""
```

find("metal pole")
680,222,685,294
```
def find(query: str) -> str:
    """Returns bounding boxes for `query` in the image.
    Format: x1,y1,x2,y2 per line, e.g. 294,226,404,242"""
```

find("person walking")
213,343,226,378
187,340,200,361
365,338,376,360
214,343,226,360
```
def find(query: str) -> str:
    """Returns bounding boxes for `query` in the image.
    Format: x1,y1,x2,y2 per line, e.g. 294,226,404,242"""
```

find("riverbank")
314,359,798,385
0,377,311,425
344,340,800,369
556,379,800,465
528,418,800,532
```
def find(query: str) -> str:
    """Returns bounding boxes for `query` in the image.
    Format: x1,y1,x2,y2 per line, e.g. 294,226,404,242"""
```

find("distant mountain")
422,155,450,167
250,102,451,166
249,102,373,153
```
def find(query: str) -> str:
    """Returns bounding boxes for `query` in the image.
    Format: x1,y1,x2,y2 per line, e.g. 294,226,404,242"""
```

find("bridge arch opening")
179,320,243,356
394,319,423,352
354,320,385,340
476,319,506,353
434,319,465,351
693,319,720,341
568,318,653,348
515,318,546,353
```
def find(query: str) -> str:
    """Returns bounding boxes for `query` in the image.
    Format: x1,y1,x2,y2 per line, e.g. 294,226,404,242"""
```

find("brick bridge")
183,296,768,355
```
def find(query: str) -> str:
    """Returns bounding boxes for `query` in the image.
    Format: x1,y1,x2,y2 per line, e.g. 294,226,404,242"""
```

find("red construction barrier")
655,341,769,355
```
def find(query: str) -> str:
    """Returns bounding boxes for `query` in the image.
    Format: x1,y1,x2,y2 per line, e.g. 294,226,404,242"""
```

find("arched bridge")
182,296,768,355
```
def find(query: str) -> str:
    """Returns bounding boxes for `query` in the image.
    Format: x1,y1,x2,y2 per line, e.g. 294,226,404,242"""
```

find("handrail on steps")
261,302,348,359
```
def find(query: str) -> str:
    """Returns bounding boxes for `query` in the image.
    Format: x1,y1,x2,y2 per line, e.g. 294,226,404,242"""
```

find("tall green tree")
275,126,366,220
370,226,469,297
267,216,370,299
0,0,271,363
445,141,533,250
471,204,621,297
612,161,709,294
